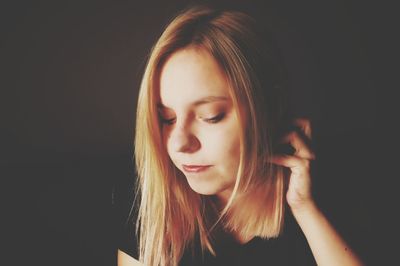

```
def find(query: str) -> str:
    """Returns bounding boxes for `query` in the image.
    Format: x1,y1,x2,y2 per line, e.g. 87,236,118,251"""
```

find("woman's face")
158,47,241,203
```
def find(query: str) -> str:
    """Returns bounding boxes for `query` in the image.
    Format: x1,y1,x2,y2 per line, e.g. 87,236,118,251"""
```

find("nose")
168,124,200,153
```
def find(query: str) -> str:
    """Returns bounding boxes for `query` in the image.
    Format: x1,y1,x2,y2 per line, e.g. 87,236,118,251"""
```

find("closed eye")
203,113,225,123
159,113,225,125
159,116,176,125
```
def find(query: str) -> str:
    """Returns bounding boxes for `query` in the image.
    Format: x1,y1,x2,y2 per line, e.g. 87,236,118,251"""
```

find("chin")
185,178,221,196
188,184,218,195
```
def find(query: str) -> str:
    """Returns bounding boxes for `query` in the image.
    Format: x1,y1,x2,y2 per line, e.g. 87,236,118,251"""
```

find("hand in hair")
269,118,364,265
269,117,316,211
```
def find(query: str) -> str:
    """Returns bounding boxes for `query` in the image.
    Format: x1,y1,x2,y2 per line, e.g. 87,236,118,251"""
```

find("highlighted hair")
134,5,289,265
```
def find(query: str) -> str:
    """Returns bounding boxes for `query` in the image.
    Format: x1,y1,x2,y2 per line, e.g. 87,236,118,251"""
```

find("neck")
216,187,234,209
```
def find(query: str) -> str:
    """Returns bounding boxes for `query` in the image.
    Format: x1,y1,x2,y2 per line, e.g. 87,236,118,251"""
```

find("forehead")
159,47,231,108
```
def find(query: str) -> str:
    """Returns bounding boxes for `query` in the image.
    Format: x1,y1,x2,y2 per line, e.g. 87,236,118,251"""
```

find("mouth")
182,164,212,173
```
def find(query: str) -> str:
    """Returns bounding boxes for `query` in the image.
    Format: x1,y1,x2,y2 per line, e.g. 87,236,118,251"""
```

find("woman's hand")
270,118,364,265
270,118,316,211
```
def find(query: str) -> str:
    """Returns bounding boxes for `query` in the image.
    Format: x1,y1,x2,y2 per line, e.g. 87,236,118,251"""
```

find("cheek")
224,135,241,168
201,124,241,165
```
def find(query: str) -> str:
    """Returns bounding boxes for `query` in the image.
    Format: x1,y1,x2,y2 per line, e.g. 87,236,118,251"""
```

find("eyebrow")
157,96,229,109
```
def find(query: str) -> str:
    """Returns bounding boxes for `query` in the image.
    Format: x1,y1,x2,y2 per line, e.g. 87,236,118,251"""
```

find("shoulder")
117,212,139,260
115,169,141,262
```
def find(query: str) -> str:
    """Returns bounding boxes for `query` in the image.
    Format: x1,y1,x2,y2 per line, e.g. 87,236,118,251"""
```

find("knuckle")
282,131,295,142
295,117,310,126
288,131,298,140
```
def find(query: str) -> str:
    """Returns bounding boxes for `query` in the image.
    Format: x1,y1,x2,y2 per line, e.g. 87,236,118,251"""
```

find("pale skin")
118,48,364,265
270,118,364,266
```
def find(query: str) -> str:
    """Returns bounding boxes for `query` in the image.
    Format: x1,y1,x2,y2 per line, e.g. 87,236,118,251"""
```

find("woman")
118,5,363,266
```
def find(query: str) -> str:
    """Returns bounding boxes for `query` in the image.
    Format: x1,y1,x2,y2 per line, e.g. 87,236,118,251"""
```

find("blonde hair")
134,4,289,265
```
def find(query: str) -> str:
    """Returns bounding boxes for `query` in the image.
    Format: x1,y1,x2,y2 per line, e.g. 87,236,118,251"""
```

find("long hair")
134,5,289,265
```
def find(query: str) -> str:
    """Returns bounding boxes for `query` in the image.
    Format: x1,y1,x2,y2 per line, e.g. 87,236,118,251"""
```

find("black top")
118,211,316,266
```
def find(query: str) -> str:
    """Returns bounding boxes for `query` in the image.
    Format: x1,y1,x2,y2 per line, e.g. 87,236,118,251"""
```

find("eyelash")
203,113,225,123
159,113,225,125
159,117,176,125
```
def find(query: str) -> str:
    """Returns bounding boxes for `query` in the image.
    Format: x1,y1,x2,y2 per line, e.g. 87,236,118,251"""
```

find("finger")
268,154,310,170
281,131,316,160
293,118,312,140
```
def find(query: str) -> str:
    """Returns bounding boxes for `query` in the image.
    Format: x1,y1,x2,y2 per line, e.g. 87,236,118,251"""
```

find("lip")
182,164,212,173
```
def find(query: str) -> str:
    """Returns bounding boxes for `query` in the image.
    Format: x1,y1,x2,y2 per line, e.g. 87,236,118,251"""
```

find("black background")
1,0,395,265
